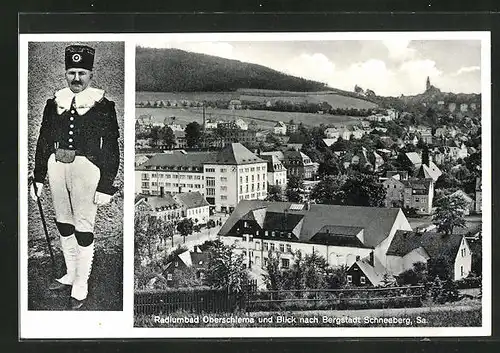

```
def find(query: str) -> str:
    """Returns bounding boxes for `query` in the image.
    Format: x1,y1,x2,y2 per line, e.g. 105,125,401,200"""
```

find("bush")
455,275,482,289
429,276,459,304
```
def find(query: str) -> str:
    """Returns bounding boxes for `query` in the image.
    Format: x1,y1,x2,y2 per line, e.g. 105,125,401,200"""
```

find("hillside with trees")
137,47,335,92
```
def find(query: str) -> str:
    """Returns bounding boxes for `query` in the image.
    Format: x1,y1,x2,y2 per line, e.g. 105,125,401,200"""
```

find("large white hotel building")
135,143,269,212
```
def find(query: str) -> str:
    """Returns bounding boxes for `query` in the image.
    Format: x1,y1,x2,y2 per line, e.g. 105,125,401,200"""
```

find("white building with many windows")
260,154,287,189
136,143,267,212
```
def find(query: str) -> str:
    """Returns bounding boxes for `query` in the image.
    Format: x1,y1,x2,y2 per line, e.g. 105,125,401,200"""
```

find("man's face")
65,68,93,93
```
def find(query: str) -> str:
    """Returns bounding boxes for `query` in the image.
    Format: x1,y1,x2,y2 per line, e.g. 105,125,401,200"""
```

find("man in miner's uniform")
30,44,120,310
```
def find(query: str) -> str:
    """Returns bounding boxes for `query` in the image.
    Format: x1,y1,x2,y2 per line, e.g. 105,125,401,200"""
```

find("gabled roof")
260,154,285,172
449,190,474,204
309,225,367,248
213,143,264,165
263,211,304,233
138,151,216,170
135,194,179,211
348,260,386,286
219,200,405,248
387,230,464,260
173,192,209,209
403,179,433,194
322,138,337,147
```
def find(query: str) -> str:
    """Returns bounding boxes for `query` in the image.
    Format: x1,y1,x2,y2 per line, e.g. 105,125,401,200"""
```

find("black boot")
48,279,71,291
69,297,86,310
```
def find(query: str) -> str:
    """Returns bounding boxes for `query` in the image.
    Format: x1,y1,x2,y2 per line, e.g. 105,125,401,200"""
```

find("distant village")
134,77,482,293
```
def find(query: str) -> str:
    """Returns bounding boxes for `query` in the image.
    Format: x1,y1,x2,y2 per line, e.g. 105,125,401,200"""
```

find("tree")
266,184,285,202
204,240,249,294
303,251,330,290
150,126,161,147
310,175,346,204
428,255,453,281
339,172,386,207
176,218,194,242
171,267,203,288
432,194,468,235
287,174,304,190
263,250,285,291
161,126,176,149
185,121,203,148
285,188,302,202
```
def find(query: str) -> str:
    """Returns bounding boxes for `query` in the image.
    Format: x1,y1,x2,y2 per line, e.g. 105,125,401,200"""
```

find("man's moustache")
72,81,82,85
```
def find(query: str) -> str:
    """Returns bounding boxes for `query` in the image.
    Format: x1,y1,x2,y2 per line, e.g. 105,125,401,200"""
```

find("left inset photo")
26,42,124,311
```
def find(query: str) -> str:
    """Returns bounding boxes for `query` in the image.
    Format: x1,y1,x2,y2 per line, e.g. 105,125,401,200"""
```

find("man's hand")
30,182,44,201
94,191,112,205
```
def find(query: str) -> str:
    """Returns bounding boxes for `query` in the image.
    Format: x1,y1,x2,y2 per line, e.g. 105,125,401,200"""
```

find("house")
324,127,340,140
460,103,468,112
476,178,482,214
346,259,392,287
135,155,150,167
174,130,187,149
260,154,288,189
383,177,406,208
248,120,259,131
204,119,218,130
228,100,242,110
134,193,183,222
173,192,210,225
261,150,318,180
322,138,338,147
274,121,287,135
164,248,209,284
405,152,442,182
448,102,457,112
218,201,412,270
136,143,268,212
386,230,472,281
403,178,435,215
286,123,298,135
448,190,475,216
234,118,248,130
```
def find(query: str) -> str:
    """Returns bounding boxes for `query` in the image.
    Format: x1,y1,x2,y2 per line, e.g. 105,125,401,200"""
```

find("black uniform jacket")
34,96,120,195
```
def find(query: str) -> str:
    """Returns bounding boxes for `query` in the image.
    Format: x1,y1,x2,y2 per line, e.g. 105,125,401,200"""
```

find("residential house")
460,103,468,112
261,150,318,180
173,192,210,225
346,259,392,287
403,178,435,215
322,138,338,147
274,121,287,135
228,100,242,110
386,230,472,281
383,177,406,208
134,193,183,222
136,143,268,212
405,152,442,182
164,248,209,285
476,178,482,214
287,122,298,135
234,118,248,130
174,130,187,149
260,154,288,189
218,201,412,270
448,102,457,112
248,120,259,131
204,119,218,130
324,127,340,140
135,155,150,167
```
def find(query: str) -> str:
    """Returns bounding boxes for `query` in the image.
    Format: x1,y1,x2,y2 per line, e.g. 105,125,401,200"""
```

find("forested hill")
136,47,332,92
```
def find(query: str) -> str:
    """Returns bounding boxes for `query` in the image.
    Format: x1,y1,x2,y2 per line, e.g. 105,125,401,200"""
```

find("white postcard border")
19,31,491,338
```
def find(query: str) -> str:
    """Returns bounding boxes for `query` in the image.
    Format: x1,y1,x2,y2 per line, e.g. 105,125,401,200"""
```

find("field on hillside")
136,106,360,129
137,90,378,110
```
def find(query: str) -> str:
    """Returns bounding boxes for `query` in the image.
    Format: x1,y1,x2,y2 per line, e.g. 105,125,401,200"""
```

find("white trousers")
47,154,100,232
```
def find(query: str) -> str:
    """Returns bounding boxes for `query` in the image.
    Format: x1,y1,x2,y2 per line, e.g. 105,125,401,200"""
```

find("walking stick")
29,177,57,278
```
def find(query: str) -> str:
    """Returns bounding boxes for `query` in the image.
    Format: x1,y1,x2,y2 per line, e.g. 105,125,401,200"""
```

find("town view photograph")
133,37,485,329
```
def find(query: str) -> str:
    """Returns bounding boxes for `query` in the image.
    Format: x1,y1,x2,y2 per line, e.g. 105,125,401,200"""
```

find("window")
221,195,227,200
152,173,157,177
281,258,290,269
257,174,260,181
141,182,149,188
270,243,275,251
461,266,464,277
347,275,352,283
246,176,249,183
206,177,215,187
206,168,215,173
279,244,285,252
175,262,178,267
251,175,254,182
246,185,249,193
286,244,292,253
360,276,366,284
263,242,268,251
159,174,163,178
220,177,228,182
207,188,215,196
255,240,261,250
240,185,243,193
141,173,149,180
167,273,173,281
195,184,201,189
462,248,466,257
173,174,178,179
220,168,227,173
240,176,243,183
187,175,193,180
271,231,275,237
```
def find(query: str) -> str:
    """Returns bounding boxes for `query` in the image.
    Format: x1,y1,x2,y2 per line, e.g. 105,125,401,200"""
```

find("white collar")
54,87,105,115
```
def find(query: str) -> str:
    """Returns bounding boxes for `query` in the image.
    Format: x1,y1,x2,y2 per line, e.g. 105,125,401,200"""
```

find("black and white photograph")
133,34,489,332
25,41,124,311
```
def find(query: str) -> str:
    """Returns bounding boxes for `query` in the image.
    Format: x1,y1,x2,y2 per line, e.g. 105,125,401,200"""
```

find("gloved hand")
94,191,112,205
30,182,44,201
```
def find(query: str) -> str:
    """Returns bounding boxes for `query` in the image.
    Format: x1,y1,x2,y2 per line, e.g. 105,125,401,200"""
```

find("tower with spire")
426,76,431,91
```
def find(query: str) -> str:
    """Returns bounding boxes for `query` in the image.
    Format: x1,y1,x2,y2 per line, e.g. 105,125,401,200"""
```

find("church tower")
426,76,431,91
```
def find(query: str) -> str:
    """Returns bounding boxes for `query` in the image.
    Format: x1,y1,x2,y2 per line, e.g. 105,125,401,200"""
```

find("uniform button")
70,124,74,128
69,131,74,135
69,145,73,148
71,110,75,114
70,117,74,121
69,138,73,142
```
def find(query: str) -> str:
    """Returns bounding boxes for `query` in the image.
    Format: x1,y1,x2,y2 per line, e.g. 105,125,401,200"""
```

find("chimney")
369,252,374,266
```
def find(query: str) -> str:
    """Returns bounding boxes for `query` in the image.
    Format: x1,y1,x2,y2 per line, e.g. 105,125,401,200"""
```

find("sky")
138,39,482,97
